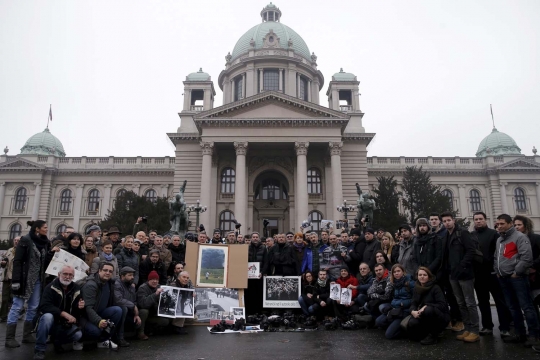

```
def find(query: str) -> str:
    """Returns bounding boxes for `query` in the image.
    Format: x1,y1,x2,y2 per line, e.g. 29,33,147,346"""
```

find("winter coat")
494,227,533,277
314,280,330,304
116,248,140,285
150,245,172,270
383,245,399,265
84,245,98,269
113,278,137,311
37,277,82,323
410,280,448,313
139,258,167,285
367,270,393,301
90,253,120,279
60,243,87,262
413,232,442,275
82,273,116,327
390,275,415,311
248,242,269,275
336,274,359,299
472,226,499,275
12,232,52,299
349,237,366,272
447,226,476,281
302,242,322,274
321,244,350,280
398,238,417,277
1,246,16,281
292,243,307,273
136,282,160,313
168,243,186,266
362,239,382,270
268,243,298,276
356,272,374,295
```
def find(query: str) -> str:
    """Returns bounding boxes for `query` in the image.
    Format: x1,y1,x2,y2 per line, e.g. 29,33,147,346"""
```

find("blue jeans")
355,294,368,307
35,313,82,352
7,279,41,325
83,306,123,341
498,275,540,338
298,296,310,315
375,312,403,339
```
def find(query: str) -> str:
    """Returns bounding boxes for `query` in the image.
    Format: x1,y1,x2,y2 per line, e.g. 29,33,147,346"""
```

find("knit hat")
340,264,349,272
350,228,362,237
398,224,412,233
148,270,159,281
120,266,135,275
364,228,375,235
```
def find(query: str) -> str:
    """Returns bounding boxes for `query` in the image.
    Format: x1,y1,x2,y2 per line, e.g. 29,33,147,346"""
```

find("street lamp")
188,200,207,230
337,199,355,230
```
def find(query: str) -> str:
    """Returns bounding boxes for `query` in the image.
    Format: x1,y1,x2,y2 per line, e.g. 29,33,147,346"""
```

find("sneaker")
73,341,83,351
479,328,493,336
97,340,118,349
456,331,470,341
524,337,540,348
463,333,480,343
451,322,465,332
420,334,438,345
503,334,527,344
116,338,130,347
445,322,453,330
500,331,511,339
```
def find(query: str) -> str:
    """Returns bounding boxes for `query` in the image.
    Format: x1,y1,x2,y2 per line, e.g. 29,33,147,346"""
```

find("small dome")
186,68,211,81
476,127,521,157
20,128,66,157
332,68,356,81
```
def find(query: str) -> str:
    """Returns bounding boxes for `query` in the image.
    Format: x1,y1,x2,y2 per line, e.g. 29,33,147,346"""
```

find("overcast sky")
1,0,539,158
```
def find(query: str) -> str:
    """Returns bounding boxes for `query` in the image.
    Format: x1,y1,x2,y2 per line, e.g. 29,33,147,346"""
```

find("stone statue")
355,183,376,228
169,180,189,237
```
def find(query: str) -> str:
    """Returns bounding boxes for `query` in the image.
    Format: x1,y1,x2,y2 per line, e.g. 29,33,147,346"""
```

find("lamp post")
188,200,207,230
337,199,355,230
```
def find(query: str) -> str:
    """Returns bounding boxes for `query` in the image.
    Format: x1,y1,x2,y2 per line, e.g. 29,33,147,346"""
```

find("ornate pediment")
496,158,540,172
0,157,45,171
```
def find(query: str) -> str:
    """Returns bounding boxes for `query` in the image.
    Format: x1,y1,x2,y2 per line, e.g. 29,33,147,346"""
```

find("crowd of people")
0,210,539,358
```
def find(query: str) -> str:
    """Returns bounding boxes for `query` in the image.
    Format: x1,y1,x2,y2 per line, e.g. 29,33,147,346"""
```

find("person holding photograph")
332,265,359,318
136,271,170,338
61,233,86,261
245,232,268,315
407,267,450,345
171,271,194,335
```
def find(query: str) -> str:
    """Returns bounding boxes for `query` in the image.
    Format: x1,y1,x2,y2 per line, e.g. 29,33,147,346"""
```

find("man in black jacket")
472,211,511,337
442,212,480,343
82,262,125,349
114,267,142,343
362,228,381,271
245,232,268,315
348,228,366,275
413,218,442,276
33,266,84,360
139,250,168,286
268,234,297,276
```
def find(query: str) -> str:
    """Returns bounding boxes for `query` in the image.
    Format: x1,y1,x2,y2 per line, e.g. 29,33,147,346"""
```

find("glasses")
101,269,114,273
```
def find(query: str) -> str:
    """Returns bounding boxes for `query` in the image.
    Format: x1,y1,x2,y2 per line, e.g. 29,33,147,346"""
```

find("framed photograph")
247,262,260,279
195,288,240,322
176,288,195,318
158,286,179,318
321,220,334,231
263,276,301,308
329,283,341,300
340,288,352,306
196,245,229,287
230,307,245,320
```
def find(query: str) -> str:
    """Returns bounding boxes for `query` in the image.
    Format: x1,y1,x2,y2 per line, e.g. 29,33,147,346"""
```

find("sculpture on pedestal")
169,180,189,237
355,183,376,229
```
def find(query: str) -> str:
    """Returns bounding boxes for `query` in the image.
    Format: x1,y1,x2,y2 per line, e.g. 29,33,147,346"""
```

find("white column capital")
234,141,249,156
458,184,467,188
161,184,170,189
76,184,85,189
329,142,343,156
499,182,507,187
104,184,112,189
200,141,214,156
0,182,5,187
132,184,140,189
34,182,42,187
295,142,309,156
535,182,540,187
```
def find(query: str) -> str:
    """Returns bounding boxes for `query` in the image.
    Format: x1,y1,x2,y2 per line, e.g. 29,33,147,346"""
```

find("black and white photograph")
195,288,240,322
158,286,179,318
329,283,341,301
176,288,195,318
230,307,245,320
263,276,301,308
340,288,352,306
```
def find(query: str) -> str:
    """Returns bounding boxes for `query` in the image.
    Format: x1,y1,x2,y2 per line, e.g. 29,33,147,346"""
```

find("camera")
102,320,115,334
199,224,205,232
263,219,269,228
140,216,148,224
232,219,242,230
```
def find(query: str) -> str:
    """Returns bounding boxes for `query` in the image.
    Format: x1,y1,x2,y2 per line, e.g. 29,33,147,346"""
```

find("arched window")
219,211,235,238
441,189,453,210
470,189,481,212
308,211,323,235
144,189,157,204
261,179,281,200
9,223,22,240
88,189,100,212
14,187,27,210
60,189,72,212
221,168,236,194
307,168,322,194
514,187,527,210
116,189,127,198
56,224,67,235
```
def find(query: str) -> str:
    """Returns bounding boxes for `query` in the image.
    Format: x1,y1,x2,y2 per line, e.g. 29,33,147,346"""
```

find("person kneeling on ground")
332,265,359,318
33,265,84,360
365,264,393,319
407,267,450,345
169,271,194,334
307,269,331,318
355,263,374,308
82,262,126,349
375,264,415,339
114,267,142,341
298,271,317,316
136,270,171,338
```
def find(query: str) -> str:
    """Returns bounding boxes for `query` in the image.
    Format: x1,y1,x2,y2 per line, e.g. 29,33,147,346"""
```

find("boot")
22,321,36,344
5,323,20,348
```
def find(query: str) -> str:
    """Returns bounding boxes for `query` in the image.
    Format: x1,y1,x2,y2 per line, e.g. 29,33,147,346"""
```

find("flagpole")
490,104,495,129
47,104,52,129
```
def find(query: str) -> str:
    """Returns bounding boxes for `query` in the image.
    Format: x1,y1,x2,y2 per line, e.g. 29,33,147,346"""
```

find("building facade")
1,3,539,240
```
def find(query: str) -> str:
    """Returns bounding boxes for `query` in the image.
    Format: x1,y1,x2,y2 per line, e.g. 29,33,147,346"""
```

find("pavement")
0,309,536,360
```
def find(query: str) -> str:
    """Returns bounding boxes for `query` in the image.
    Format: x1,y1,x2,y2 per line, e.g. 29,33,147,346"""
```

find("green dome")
20,128,66,157
231,12,311,62
475,127,521,157
186,68,211,81
332,68,356,81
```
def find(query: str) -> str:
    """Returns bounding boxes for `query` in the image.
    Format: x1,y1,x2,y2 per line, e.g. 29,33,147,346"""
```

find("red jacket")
336,274,359,299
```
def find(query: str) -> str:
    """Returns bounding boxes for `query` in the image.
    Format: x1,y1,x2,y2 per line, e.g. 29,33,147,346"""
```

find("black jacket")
139,258,167,285
268,243,297,276
362,239,382,270
446,226,475,281
349,237,366,272
314,281,330,304
410,281,448,313
472,226,499,274
168,243,186,265
413,232,442,275
38,277,82,323
248,242,269,275
82,273,116,327
12,232,52,297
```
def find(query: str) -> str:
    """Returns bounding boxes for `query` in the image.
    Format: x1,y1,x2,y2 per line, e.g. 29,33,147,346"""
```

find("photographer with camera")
82,262,126,349
33,265,85,360
0,236,19,323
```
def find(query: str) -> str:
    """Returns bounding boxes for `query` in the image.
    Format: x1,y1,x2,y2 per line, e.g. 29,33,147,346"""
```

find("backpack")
456,230,483,264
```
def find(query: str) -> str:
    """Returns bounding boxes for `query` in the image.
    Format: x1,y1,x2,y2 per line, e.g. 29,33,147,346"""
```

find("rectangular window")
263,70,279,91
235,77,243,101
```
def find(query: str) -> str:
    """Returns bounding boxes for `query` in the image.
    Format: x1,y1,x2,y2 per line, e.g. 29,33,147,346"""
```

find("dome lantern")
261,2,281,22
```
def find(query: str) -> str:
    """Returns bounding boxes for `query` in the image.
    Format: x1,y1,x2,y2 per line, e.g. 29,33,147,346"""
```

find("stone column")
102,184,112,219
536,182,540,214
295,142,309,224
500,182,509,214
231,79,235,102
457,184,468,218
242,73,246,98
307,80,312,102
234,142,248,230
200,142,214,228
73,184,84,231
297,73,301,98
278,69,283,92
132,184,140,196
259,68,264,93
32,182,42,220
0,182,5,220
161,184,169,198
329,142,343,222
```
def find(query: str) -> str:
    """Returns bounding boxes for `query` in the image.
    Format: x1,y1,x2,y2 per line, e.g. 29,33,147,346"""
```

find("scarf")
392,275,408,289
293,242,305,252
377,268,389,281
317,278,327,287
30,231,49,251
103,252,114,261
414,280,434,296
